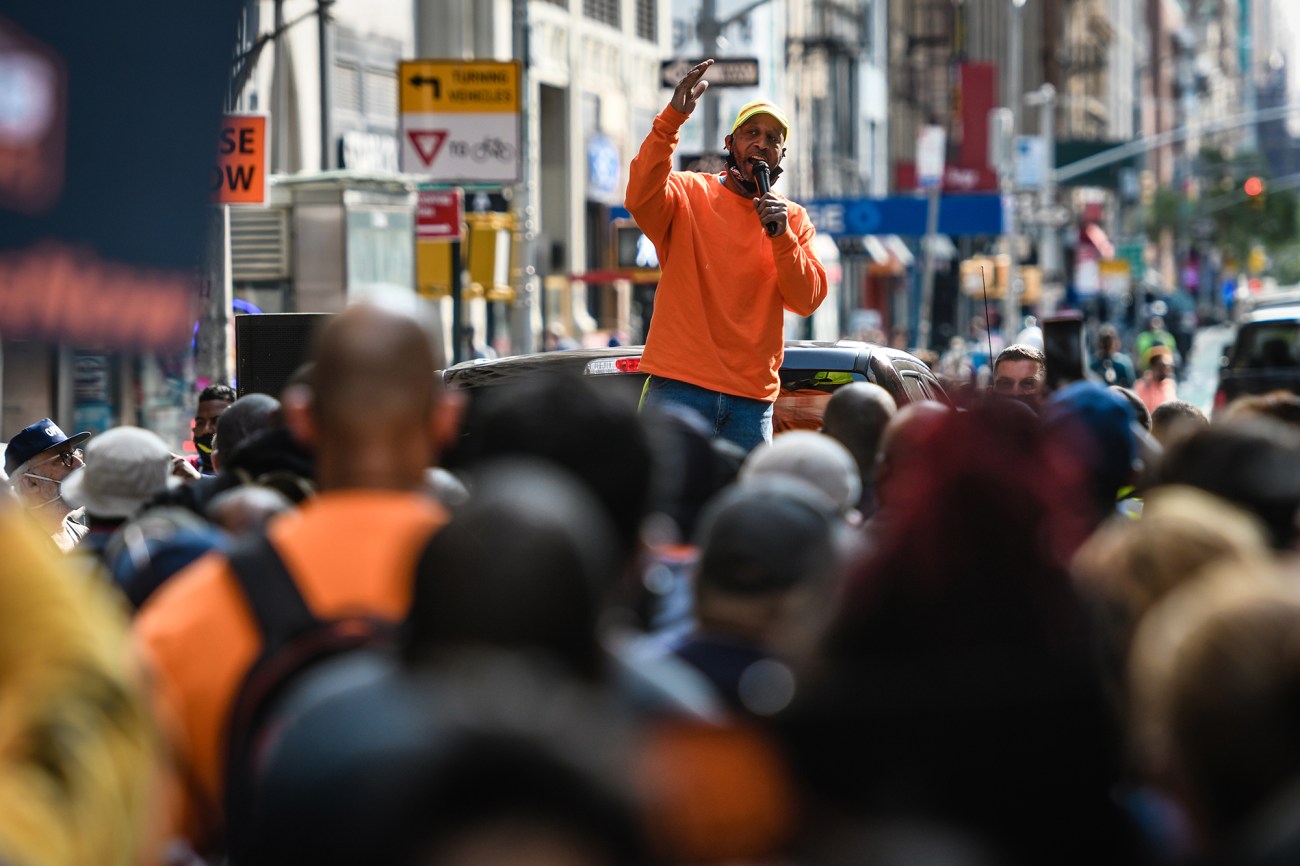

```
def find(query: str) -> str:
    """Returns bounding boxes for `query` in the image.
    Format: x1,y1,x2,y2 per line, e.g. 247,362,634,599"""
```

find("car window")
900,372,930,403
775,370,869,433
1232,323,1300,369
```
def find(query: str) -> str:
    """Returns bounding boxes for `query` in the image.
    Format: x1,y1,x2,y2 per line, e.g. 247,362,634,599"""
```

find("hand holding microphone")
750,159,781,237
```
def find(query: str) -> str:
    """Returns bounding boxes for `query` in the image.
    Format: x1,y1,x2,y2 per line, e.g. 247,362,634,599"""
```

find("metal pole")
1003,0,1026,345
317,0,334,170
451,239,464,365
273,0,288,173
512,0,537,352
699,0,721,153
1035,84,1060,307
198,206,234,387
918,186,941,350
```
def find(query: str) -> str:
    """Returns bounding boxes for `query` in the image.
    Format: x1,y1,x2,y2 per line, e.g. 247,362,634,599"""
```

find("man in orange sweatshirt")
626,59,828,453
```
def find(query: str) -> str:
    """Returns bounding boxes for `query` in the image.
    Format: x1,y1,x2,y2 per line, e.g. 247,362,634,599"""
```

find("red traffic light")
1244,176,1265,197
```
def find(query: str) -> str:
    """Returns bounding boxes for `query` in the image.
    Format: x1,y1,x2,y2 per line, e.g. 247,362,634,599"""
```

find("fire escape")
891,0,954,165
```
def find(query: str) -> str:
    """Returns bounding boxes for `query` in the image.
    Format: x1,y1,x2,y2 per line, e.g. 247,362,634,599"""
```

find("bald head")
821,383,897,511
312,302,440,425
293,300,450,490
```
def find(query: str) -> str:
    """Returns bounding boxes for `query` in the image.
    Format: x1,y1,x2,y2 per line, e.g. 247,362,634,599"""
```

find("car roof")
441,340,882,389
1242,304,1300,325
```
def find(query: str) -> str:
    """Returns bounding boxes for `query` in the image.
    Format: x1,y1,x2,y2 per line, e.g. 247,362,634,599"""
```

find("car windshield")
1232,323,1300,369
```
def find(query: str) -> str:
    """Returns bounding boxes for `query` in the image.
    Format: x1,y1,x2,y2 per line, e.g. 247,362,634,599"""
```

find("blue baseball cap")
4,418,91,477
1042,382,1140,488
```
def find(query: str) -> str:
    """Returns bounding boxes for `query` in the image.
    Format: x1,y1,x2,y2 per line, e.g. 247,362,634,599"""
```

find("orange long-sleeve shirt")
626,106,827,402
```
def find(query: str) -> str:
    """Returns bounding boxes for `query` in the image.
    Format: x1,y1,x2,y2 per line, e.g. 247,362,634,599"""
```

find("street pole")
512,0,538,353
1003,0,1026,345
1030,84,1059,307
919,186,941,350
318,0,334,170
198,205,234,388
916,125,946,351
699,0,721,152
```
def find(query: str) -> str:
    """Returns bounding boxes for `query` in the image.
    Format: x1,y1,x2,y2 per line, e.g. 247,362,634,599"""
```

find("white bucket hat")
61,426,179,519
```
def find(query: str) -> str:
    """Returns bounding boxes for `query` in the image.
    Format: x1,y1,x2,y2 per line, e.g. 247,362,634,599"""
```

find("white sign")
399,60,521,184
1014,135,1047,190
917,125,946,188
401,115,518,182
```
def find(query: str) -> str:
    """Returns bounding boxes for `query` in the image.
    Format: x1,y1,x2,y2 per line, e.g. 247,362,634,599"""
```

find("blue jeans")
641,376,773,454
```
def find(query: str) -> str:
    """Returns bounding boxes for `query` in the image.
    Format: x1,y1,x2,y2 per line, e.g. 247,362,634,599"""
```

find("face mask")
723,148,784,196
22,472,64,510
194,432,215,472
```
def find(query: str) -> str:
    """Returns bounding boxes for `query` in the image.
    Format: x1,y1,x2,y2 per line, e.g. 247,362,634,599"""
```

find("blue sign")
806,194,1003,238
614,194,1003,238
587,133,621,200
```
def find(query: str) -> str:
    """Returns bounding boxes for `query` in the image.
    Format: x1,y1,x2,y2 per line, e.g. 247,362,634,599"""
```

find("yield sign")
407,130,448,167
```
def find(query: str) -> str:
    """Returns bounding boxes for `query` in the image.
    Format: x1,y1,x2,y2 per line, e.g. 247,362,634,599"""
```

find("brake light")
584,357,642,375
1213,389,1227,412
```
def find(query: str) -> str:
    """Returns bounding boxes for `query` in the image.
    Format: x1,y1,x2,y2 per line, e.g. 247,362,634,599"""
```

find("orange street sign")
213,115,265,204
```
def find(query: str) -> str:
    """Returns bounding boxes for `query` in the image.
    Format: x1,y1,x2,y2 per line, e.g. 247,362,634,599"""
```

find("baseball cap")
4,418,91,477
61,426,180,519
1042,381,1141,490
729,100,791,142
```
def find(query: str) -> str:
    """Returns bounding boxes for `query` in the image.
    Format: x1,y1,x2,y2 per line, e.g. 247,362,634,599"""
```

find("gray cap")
61,426,179,519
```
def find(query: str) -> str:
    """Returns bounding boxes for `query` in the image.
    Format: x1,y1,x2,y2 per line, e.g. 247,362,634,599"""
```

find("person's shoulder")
133,547,238,647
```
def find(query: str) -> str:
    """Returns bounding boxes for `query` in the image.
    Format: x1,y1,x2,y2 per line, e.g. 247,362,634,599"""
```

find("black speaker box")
235,313,332,398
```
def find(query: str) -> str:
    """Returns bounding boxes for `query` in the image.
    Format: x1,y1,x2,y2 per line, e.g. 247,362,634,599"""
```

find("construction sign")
213,115,266,204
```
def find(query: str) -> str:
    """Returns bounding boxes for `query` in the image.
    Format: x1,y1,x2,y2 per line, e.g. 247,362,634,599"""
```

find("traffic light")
1244,176,1266,209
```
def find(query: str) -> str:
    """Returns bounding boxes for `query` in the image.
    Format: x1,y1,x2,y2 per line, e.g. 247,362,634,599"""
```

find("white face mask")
21,472,64,510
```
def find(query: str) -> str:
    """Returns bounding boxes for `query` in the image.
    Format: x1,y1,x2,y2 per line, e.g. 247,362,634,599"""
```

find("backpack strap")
226,533,319,652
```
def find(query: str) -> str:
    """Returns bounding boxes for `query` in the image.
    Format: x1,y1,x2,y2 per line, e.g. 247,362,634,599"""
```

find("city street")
1180,322,1234,413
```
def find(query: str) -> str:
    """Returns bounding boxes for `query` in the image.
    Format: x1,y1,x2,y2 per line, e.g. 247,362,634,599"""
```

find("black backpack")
221,533,400,860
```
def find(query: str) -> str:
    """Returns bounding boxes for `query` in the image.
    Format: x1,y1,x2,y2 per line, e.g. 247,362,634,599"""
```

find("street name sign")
660,57,760,88
400,60,521,183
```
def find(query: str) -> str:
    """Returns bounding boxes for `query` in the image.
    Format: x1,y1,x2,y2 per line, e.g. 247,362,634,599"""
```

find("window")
334,62,363,114
584,0,619,27
635,0,657,41
364,68,397,121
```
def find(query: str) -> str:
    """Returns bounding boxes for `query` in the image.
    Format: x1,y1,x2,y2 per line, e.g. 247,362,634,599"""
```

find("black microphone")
751,159,778,236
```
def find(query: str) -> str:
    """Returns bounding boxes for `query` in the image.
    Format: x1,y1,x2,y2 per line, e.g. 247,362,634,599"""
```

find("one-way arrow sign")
660,57,760,89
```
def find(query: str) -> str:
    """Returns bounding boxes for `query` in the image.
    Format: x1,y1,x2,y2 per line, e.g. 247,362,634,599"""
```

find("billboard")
0,4,242,350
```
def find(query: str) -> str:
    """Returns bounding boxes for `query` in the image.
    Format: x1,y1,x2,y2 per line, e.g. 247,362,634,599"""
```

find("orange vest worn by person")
626,106,828,403
133,490,447,851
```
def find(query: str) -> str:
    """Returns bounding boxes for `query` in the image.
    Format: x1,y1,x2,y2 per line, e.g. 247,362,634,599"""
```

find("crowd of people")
2,293,1300,866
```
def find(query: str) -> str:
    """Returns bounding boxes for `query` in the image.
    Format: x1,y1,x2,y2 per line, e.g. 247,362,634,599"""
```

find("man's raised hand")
671,59,714,116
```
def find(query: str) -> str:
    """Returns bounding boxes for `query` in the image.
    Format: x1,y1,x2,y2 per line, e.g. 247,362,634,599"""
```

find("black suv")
441,340,951,431
1214,301,1300,413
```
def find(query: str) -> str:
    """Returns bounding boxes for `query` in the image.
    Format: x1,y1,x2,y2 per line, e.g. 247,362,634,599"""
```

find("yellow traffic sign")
400,60,520,114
